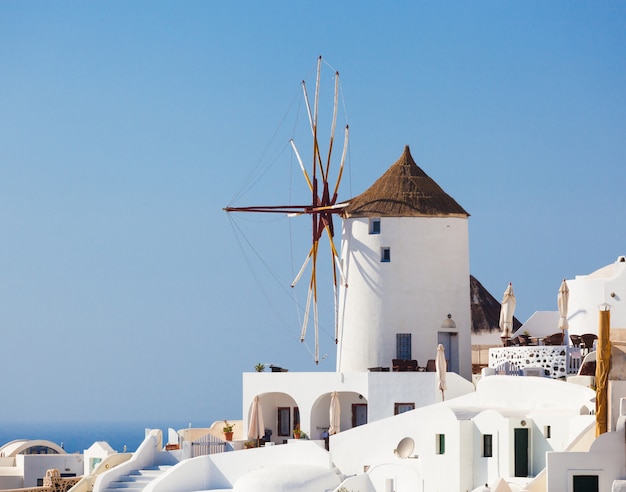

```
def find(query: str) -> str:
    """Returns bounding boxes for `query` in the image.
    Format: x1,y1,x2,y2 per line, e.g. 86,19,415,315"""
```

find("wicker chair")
581,333,598,352
392,359,419,371
543,332,565,346
569,334,582,347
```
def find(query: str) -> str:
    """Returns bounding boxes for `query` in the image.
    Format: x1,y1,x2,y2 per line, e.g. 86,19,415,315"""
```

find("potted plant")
519,331,531,346
293,425,301,439
255,363,265,372
223,420,235,441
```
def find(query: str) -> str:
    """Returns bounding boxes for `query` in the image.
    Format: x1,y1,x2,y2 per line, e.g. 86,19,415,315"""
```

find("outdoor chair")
543,332,564,346
393,359,419,371
579,360,596,376
426,359,436,372
581,333,598,352
569,334,582,347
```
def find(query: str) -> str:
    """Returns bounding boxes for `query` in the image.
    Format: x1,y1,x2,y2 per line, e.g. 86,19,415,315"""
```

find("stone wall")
43,469,81,492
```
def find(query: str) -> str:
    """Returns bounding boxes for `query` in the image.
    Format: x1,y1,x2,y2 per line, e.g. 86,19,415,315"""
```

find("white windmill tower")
336,146,472,380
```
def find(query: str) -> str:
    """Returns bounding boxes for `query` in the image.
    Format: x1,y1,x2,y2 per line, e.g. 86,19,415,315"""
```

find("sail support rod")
225,56,348,366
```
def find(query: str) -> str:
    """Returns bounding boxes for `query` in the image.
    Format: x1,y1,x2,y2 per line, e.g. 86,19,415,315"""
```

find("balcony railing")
489,345,582,378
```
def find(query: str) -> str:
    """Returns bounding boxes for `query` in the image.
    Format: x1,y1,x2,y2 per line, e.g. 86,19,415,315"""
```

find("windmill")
224,56,349,364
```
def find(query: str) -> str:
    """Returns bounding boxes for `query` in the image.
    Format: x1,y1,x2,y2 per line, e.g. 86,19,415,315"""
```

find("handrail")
92,430,164,492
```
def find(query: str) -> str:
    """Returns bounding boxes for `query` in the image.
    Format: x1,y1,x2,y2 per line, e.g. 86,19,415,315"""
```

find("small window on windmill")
436,434,446,455
396,333,411,360
369,218,381,234
381,247,391,262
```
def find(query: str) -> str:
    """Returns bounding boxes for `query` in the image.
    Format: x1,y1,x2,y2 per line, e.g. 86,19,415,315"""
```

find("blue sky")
1,2,624,425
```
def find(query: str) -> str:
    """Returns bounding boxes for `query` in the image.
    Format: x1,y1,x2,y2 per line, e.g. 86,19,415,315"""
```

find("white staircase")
100,465,171,492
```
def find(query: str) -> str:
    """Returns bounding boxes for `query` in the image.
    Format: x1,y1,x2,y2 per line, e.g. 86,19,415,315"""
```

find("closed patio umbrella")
596,305,611,436
329,391,340,435
436,344,447,401
499,282,516,340
248,395,265,445
558,279,569,343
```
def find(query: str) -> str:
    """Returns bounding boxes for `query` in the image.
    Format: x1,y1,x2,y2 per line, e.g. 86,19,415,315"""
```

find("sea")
0,420,213,454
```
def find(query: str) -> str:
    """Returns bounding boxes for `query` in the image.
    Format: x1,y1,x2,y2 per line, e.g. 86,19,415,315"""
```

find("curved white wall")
336,216,471,379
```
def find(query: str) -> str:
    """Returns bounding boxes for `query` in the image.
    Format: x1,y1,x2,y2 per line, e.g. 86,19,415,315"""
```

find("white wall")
330,403,469,491
546,428,626,492
473,410,508,485
567,258,626,336
242,372,369,441
242,371,475,441
84,441,116,475
17,454,84,488
337,216,472,379
366,372,475,422
0,468,23,489
146,440,333,492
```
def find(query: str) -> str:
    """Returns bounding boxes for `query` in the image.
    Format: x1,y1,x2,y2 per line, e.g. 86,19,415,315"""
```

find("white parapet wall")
145,440,335,492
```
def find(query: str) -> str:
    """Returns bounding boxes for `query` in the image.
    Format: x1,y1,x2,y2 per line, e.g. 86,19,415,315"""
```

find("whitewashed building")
337,145,472,379
240,146,475,444
89,146,626,492
567,256,626,336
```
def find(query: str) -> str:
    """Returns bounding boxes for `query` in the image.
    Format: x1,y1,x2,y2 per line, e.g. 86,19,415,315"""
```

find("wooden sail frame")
224,56,349,364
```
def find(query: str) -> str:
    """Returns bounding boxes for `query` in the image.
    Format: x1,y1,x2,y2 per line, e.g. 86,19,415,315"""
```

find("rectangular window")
483,434,493,457
369,218,381,234
436,434,445,455
573,475,598,492
544,425,551,438
277,407,291,436
396,333,411,360
381,247,391,262
394,403,415,415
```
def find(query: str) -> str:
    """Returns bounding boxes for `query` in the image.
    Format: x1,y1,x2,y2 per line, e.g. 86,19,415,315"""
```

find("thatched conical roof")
470,275,522,334
343,146,469,218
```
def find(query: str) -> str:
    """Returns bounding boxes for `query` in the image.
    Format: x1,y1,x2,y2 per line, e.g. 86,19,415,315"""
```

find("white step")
101,466,171,492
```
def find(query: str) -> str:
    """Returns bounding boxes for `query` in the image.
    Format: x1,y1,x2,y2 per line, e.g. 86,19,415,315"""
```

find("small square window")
483,434,493,457
436,434,445,455
369,218,381,234
544,425,551,438
573,475,598,492
381,247,391,262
